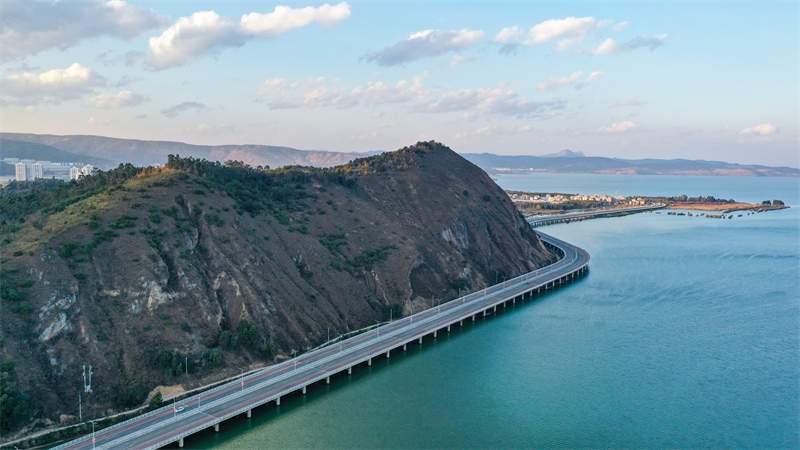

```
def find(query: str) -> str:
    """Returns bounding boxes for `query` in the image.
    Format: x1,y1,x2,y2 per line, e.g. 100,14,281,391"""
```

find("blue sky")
1,1,797,167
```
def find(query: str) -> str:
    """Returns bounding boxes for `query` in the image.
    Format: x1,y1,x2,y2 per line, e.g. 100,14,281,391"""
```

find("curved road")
54,232,589,450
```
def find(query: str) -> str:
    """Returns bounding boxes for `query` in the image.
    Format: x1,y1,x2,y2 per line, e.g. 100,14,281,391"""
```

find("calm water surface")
187,175,799,449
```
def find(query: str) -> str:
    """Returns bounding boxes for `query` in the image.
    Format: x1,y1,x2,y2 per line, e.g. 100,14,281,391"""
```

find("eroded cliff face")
0,142,555,435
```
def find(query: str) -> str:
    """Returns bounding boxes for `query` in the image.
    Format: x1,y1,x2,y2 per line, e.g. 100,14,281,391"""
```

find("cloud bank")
1,1,166,59
148,2,351,69
2,63,106,105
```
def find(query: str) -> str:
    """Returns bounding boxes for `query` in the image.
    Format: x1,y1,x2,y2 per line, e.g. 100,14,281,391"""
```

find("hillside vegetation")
0,141,555,441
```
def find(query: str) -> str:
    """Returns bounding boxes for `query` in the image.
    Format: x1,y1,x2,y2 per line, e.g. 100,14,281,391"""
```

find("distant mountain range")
1,133,368,170
461,152,799,177
2,133,797,177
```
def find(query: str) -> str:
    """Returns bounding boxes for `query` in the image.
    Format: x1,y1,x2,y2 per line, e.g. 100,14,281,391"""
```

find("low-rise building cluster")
508,191,646,206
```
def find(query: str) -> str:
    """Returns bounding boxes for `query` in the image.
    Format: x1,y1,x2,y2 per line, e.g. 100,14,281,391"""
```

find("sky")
1,1,797,168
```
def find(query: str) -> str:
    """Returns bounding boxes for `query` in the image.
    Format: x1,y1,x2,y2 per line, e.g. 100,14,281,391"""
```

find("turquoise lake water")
186,174,799,449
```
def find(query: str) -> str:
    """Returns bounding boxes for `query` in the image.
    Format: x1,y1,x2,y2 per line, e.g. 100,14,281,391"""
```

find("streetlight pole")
239,368,244,391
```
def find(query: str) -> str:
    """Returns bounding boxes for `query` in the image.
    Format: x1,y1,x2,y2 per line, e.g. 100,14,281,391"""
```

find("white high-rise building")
80,164,95,177
15,163,27,181
70,166,81,180
32,163,44,180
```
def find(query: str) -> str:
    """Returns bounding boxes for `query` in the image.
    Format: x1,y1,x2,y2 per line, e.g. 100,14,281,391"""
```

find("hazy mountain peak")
551,149,585,158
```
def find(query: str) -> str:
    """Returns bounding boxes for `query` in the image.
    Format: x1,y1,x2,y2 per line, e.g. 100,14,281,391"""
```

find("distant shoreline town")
507,190,789,215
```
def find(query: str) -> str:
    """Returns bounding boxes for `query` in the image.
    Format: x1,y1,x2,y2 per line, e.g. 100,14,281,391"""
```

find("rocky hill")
0,141,554,439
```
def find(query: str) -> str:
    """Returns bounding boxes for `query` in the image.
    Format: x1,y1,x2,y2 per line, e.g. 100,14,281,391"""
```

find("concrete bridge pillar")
447,324,450,332
348,366,352,374
215,424,220,433
326,376,330,384
483,310,487,317
493,305,497,312
472,315,475,322
302,386,306,394
386,350,390,358
433,330,437,338
460,320,463,326
276,397,280,406
179,437,184,448
368,358,372,366
247,409,252,418
403,343,407,351
419,337,423,344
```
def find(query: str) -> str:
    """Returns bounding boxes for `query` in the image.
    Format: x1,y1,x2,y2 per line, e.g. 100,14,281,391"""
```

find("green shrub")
219,330,235,349
59,241,78,258
148,391,163,410
110,214,138,229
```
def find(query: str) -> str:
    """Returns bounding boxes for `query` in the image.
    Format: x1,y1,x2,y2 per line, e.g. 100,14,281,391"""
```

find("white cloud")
610,98,649,107
494,26,524,43
585,71,603,83
422,84,562,117
364,29,485,66
197,124,236,134
88,90,148,109
147,11,244,69
593,38,617,55
537,71,584,91
257,74,428,109
454,125,498,140
536,71,602,91
614,21,629,32
161,101,207,117
739,123,779,135
352,131,380,141
1,1,166,59
451,54,480,67
454,124,534,140
147,3,351,69
527,17,598,51
2,63,105,105
593,34,667,55
597,121,640,133
240,3,351,37
87,116,113,126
